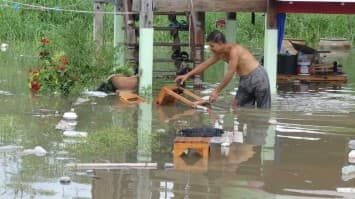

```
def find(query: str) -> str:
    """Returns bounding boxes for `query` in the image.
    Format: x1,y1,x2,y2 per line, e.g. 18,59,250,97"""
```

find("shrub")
28,37,78,95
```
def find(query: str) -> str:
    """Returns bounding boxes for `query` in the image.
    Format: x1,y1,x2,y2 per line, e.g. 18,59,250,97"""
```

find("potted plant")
109,62,138,91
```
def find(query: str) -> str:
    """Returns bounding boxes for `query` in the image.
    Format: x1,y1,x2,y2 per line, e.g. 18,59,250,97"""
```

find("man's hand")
174,74,188,86
209,90,219,103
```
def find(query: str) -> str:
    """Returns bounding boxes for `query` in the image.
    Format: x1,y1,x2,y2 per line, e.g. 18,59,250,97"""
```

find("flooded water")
0,46,355,199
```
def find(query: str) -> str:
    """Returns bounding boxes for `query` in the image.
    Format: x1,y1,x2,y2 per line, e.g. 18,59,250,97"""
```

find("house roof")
277,0,355,14
278,0,355,2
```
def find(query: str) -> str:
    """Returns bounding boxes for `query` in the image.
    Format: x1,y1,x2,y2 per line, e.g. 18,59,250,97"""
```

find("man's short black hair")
206,30,226,44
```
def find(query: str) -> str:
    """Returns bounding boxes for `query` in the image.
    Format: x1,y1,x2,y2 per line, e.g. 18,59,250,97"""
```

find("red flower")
41,37,50,44
31,81,41,92
60,57,68,64
59,65,65,71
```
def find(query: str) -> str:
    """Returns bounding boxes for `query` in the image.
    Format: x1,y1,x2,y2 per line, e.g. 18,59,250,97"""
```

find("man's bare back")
214,43,260,77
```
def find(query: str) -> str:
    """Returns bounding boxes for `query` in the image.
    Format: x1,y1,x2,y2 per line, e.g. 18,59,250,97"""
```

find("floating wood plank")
151,0,266,12
65,163,157,170
277,74,348,83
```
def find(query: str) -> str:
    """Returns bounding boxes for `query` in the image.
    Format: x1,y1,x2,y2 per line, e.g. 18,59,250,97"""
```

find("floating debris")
348,150,355,163
0,90,13,96
65,162,158,170
1,43,8,52
31,109,60,118
349,140,355,150
63,108,78,120
0,145,23,153
59,176,71,185
81,90,108,98
63,130,88,138
72,97,90,106
336,187,355,193
341,165,355,175
55,119,77,131
156,129,166,133
22,146,47,156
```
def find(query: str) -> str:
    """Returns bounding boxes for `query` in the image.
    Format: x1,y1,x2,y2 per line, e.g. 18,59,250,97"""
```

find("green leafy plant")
112,62,135,77
28,37,78,95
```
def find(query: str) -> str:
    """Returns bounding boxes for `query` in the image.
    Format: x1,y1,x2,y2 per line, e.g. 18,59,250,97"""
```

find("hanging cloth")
277,13,286,53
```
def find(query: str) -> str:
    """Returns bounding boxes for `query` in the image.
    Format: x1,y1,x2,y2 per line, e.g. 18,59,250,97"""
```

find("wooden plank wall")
151,0,266,12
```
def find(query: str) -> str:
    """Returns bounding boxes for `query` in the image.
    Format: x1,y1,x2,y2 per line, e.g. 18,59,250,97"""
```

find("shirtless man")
175,30,271,108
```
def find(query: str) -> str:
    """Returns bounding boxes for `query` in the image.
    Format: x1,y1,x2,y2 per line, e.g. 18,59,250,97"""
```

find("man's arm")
175,55,219,84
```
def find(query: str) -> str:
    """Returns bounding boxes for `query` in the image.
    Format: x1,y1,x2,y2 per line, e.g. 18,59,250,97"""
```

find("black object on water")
96,80,116,93
178,127,224,137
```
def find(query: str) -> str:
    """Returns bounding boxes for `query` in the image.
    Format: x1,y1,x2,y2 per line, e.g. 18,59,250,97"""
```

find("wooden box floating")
173,136,211,171
173,136,211,158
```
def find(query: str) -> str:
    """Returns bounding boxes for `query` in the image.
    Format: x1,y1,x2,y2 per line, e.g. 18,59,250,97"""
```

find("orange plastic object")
119,91,145,105
155,85,207,108
173,136,211,158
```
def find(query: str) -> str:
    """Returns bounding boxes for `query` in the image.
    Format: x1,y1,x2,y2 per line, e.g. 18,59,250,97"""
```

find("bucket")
277,54,297,75
297,61,311,75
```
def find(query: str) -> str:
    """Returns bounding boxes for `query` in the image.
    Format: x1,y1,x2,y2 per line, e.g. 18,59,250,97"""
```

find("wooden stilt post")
138,0,153,95
225,12,237,76
123,0,138,68
191,12,205,88
264,0,278,94
114,0,125,67
93,0,105,49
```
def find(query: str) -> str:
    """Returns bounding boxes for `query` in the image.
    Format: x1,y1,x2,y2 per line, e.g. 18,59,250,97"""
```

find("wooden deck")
277,74,348,83
144,0,266,12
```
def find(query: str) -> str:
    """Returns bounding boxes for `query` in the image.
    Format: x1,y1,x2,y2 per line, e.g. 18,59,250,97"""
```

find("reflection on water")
1,51,355,198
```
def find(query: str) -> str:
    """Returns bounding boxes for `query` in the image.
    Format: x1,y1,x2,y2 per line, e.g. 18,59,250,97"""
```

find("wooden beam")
123,0,138,68
277,2,355,14
93,1,105,48
65,163,157,170
191,12,205,88
153,0,266,12
140,0,153,28
277,74,348,83
267,0,277,29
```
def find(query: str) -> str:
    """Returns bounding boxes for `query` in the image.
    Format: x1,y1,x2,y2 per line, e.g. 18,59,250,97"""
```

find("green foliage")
69,125,137,161
0,116,20,145
112,62,135,77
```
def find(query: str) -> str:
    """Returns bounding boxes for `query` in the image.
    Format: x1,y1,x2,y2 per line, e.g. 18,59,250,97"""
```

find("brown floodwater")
0,48,355,198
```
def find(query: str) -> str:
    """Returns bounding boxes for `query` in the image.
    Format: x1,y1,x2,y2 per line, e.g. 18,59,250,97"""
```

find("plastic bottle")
349,140,355,149
341,165,355,175
321,55,328,64
297,52,310,75
337,64,343,73
348,150,355,163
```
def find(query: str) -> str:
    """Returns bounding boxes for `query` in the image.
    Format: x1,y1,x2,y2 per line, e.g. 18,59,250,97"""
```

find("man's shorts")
235,66,271,108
